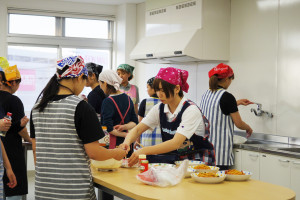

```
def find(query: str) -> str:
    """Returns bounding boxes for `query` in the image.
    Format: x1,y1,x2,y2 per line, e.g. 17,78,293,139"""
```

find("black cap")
85,62,103,78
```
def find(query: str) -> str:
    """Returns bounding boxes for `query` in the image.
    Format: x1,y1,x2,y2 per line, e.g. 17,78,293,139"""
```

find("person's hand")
0,118,11,132
237,99,254,106
128,149,143,167
118,143,130,154
20,116,29,127
6,168,17,189
114,124,126,132
246,127,253,138
113,148,127,160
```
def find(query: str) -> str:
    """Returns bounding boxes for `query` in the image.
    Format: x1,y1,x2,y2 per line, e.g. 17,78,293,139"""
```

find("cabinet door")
260,154,290,188
233,149,242,170
241,150,260,180
291,158,300,199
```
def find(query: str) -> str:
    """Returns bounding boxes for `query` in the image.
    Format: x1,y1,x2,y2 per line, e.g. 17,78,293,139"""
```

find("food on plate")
225,169,245,175
197,172,219,178
193,164,210,170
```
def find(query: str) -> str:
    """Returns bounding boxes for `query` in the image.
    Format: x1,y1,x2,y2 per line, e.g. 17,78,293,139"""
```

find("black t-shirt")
138,94,158,118
87,85,106,115
30,95,104,144
219,91,238,115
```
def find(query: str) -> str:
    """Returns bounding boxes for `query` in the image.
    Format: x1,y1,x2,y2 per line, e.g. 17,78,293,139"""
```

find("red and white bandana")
208,63,234,79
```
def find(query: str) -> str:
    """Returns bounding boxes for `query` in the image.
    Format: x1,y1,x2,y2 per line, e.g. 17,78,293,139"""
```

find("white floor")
27,171,122,200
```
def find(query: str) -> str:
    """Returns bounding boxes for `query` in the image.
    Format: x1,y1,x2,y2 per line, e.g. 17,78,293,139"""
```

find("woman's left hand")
237,99,253,106
6,168,17,188
114,124,126,132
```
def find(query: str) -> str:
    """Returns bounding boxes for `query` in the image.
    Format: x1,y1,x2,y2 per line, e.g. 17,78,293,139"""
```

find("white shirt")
141,97,205,139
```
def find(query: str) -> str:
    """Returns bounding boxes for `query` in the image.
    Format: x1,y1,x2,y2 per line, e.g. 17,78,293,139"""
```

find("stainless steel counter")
234,131,300,159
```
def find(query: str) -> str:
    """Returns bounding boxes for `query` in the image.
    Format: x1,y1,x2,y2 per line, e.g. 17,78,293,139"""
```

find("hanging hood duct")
130,0,230,64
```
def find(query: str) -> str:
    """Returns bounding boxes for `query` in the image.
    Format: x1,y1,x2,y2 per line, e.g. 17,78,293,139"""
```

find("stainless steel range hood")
130,0,230,64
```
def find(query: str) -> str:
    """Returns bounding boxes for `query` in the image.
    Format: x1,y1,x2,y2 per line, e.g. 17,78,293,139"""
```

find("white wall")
134,0,300,138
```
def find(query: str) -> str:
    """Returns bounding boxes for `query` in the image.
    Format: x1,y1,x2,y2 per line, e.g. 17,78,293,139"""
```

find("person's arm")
237,99,253,106
128,133,186,166
114,121,137,132
1,139,17,188
84,141,126,161
18,127,32,143
32,138,36,165
134,104,138,115
230,111,253,137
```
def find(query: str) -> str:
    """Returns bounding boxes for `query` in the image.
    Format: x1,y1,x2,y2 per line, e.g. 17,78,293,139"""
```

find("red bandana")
208,63,234,79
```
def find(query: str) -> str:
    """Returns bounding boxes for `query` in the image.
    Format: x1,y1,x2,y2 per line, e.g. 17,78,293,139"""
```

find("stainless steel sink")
244,140,267,145
278,148,300,153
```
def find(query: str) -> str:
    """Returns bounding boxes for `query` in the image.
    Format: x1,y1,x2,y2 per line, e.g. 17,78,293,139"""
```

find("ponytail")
34,75,60,112
209,75,219,92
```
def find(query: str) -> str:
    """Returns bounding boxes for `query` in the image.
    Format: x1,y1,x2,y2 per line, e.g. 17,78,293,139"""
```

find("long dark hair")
34,75,60,112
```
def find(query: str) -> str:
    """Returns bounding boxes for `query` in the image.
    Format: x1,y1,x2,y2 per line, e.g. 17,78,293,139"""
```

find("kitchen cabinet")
290,158,300,200
233,149,242,170
260,153,290,188
241,150,260,180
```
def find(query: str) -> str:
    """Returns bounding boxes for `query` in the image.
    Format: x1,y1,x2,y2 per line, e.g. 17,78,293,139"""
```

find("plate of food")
121,158,139,168
175,160,205,167
149,163,175,168
222,169,252,181
91,158,122,171
192,164,219,173
191,172,226,184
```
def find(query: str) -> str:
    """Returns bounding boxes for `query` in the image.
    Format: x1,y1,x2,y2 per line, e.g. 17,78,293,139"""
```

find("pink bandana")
155,67,189,93
208,63,234,79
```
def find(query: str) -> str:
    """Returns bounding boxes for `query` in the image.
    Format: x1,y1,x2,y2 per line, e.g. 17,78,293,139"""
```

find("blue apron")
147,101,215,165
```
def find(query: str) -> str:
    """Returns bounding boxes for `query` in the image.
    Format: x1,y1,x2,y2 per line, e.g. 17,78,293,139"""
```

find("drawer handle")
249,154,259,157
278,159,290,163
292,161,300,165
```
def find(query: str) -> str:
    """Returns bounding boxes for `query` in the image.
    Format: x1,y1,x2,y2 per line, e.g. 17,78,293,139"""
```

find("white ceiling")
59,0,145,5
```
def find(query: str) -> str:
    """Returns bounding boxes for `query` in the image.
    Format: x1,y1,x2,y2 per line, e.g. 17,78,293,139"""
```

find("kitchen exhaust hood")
130,0,230,64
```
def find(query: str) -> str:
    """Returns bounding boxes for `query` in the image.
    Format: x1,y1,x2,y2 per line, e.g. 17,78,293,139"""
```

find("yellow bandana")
4,65,21,81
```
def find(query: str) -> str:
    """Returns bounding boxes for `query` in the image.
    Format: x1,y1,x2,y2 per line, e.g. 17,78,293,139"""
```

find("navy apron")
147,101,215,165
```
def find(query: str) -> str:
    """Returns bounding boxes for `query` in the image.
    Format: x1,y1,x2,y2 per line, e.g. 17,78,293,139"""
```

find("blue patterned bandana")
56,56,88,79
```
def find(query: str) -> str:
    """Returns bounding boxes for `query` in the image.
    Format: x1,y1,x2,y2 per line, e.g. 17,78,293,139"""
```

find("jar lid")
141,160,148,163
139,154,146,159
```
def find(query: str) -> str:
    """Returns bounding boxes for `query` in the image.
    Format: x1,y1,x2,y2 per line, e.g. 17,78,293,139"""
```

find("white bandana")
98,69,122,90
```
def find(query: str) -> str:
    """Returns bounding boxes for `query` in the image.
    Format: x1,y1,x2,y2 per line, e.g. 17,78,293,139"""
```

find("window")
9,14,56,36
65,18,109,39
7,12,114,115
7,45,58,115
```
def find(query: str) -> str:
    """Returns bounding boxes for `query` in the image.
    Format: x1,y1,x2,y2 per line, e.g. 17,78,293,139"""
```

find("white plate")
191,172,226,184
149,163,175,168
91,159,122,169
233,135,247,144
221,170,252,181
175,160,205,166
192,166,219,173
185,167,197,178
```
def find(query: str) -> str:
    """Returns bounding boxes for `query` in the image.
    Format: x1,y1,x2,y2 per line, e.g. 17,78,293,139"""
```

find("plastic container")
140,159,149,173
0,112,12,137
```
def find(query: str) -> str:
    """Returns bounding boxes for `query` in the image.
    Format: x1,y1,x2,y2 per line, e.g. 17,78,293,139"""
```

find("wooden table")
93,168,295,200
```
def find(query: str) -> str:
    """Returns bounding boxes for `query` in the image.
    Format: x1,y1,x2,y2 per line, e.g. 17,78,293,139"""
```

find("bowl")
222,170,252,181
192,165,219,173
91,158,122,170
191,172,226,184
233,135,247,144
185,167,197,178
175,160,205,167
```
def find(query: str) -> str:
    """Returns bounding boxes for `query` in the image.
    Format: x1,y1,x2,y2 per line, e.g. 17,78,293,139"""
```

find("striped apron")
200,89,235,166
0,140,3,200
32,95,96,200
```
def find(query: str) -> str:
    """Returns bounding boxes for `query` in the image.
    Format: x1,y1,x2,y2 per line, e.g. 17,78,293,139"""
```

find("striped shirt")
200,89,234,166
140,97,162,147
32,95,96,200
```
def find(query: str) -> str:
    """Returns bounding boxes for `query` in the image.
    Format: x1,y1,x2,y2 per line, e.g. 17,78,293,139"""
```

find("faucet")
250,103,273,118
